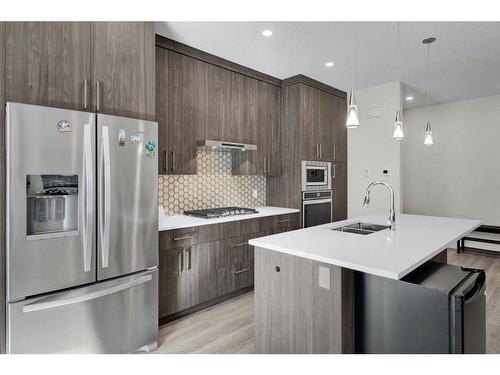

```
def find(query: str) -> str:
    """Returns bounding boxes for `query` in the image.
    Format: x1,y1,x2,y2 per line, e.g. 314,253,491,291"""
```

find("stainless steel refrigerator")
5,103,159,353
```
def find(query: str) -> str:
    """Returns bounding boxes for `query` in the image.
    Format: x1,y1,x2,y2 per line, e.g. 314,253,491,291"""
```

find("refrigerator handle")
82,124,93,272
83,78,88,110
22,274,153,313
100,126,111,269
96,81,100,111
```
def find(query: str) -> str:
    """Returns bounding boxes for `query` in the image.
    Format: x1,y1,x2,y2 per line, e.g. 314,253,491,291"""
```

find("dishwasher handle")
457,267,486,302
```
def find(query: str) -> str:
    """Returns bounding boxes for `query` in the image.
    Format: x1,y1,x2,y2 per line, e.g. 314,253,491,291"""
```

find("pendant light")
423,37,436,146
346,34,359,128
393,110,404,140
393,23,404,140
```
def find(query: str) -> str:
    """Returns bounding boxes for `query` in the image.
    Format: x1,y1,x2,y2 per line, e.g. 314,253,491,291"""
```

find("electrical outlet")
318,266,330,289
252,189,258,198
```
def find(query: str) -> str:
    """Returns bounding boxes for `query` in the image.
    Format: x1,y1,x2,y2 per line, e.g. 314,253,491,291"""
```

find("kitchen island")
249,214,481,354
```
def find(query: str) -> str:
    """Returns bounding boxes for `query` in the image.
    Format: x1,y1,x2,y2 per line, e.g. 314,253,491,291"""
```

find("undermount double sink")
331,222,390,235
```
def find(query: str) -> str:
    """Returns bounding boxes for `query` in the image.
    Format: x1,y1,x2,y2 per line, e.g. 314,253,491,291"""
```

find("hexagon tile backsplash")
158,149,266,215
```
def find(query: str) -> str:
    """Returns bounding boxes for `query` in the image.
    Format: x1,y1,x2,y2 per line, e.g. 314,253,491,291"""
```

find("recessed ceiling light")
406,96,414,101
262,30,273,37
325,62,334,68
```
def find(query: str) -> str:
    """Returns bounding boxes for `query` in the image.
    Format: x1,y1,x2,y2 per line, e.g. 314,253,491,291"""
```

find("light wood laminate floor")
156,249,500,354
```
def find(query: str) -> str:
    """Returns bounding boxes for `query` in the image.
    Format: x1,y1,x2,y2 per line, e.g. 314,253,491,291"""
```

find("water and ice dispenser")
26,174,79,237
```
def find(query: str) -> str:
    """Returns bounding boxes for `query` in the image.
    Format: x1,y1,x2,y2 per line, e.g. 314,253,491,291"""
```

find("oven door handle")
302,198,333,204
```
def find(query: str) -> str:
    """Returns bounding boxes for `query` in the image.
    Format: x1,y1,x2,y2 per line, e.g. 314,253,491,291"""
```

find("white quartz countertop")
159,206,300,231
249,214,481,280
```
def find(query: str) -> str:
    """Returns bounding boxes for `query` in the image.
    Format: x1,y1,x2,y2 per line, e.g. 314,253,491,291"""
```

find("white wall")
402,95,500,225
348,81,402,218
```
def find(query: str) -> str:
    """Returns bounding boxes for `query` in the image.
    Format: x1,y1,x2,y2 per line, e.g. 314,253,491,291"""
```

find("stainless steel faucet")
363,181,396,230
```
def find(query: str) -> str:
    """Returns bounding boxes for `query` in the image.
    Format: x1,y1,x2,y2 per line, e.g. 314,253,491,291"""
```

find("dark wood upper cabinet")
5,22,91,111
4,22,155,121
267,76,346,215
156,39,282,176
232,79,281,176
318,90,335,161
91,22,155,120
202,63,229,142
261,82,281,175
156,49,201,175
333,96,347,162
156,47,169,174
299,83,343,162
299,84,322,160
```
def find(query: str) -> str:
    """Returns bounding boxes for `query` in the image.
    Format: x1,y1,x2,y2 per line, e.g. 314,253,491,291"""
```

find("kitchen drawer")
160,224,221,250
160,213,300,250
231,259,254,292
271,213,300,231
8,270,158,353
228,234,254,264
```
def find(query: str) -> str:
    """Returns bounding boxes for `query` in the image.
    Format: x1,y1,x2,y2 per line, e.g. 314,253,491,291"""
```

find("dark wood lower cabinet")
333,162,347,222
158,214,299,322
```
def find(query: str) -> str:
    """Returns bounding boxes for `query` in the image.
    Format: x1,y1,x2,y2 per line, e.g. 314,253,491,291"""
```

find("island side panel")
254,247,354,353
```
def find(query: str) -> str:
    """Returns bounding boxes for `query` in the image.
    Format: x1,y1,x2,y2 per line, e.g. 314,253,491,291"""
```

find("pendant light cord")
426,41,430,121
351,33,355,91
396,22,400,120
396,22,400,81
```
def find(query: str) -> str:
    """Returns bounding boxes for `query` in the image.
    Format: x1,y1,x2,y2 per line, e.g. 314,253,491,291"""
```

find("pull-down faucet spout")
363,181,396,230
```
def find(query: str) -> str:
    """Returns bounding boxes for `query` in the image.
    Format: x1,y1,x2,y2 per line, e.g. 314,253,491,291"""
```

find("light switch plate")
318,266,330,289
252,189,258,198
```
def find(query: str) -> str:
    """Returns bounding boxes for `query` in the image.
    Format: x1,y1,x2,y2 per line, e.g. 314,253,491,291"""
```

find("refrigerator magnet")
118,128,126,146
130,133,142,144
145,140,156,157
56,120,72,133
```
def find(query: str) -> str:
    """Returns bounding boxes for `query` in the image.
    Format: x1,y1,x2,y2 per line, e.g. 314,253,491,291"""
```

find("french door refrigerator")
5,103,158,353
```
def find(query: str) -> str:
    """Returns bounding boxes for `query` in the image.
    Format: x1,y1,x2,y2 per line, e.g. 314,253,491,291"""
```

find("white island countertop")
249,214,481,280
159,206,300,231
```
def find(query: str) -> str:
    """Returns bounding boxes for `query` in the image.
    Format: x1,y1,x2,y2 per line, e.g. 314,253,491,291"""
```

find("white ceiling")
155,22,500,109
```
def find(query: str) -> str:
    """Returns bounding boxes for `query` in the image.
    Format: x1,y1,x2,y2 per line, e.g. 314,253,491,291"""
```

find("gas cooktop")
183,207,258,219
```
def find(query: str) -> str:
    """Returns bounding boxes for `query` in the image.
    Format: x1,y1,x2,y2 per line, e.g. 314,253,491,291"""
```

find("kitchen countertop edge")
159,206,300,231
249,214,481,280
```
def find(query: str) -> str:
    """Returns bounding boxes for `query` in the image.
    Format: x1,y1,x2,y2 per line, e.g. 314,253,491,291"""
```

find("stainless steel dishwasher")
355,261,486,354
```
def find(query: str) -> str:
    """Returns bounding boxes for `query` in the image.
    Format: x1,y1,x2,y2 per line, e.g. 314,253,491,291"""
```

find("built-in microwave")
301,161,332,191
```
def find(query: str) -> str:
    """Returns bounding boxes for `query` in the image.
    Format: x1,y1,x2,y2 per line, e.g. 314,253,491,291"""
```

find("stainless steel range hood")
196,140,257,151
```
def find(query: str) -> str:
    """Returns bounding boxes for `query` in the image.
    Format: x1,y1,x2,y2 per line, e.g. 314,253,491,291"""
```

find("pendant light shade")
393,110,404,140
346,90,360,128
424,121,434,146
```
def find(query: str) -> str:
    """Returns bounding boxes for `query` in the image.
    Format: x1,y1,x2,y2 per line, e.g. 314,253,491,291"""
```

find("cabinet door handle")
233,242,247,248
163,150,167,172
186,248,192,270
96,81,100,111
83,78,88,110
332,164,336,179
234,268,251,275
173,234,193,241
171,150,176,172
267,157,271,175
278,219,291,224
263,157,267,174
319,143,322,159
333,145,336,160
177,250,183,274
316,144,319,159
